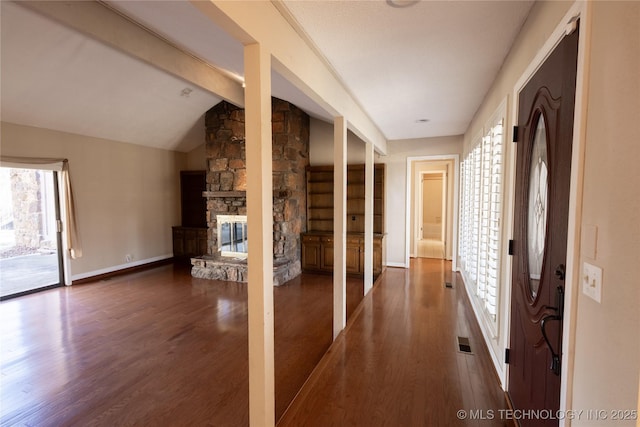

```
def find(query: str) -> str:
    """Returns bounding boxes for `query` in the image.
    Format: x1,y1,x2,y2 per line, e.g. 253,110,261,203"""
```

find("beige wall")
422,176,443,232
186,143,207,171
571,1,639,420
308,117,372,165
410,160,455,260
462,0,639,419
381,136,462,266
1,122,185,279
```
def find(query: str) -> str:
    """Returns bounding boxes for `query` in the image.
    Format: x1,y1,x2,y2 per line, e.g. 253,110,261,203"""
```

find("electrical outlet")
125,254,133,263
582,262,602,303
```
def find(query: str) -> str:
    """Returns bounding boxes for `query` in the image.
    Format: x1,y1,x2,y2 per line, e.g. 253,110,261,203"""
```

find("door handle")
555,263,566,281
541,284,564,376
541,314,562,376
540,286,564,375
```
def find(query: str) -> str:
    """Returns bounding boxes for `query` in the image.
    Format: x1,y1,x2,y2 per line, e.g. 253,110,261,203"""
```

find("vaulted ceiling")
1,1,534,153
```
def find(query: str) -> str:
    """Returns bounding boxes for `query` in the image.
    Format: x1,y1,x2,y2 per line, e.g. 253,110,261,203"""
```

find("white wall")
1,122,185,279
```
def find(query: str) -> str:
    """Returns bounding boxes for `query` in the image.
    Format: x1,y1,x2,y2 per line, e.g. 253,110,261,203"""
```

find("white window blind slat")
459,117,504,324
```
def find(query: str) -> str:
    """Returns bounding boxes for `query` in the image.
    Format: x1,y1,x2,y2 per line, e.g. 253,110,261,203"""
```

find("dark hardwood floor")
278,258,510,427
0,263,362,426
1,258,507,426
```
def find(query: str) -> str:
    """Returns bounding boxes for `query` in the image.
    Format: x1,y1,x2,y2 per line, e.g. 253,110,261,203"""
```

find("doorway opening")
406,156,457,267
417,172,446,259
0,167,64,299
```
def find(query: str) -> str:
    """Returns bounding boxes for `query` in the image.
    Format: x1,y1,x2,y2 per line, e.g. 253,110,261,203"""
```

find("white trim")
506,3,590,425
458,99,507,382
405,154,459,271
385,261,407,268
460,270,503,384
57,174,72,286
70,254,173,282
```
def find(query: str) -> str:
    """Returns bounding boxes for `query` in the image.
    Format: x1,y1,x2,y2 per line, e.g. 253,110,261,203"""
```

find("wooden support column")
364,142,375,295
244,43,275,427
333,116,347,339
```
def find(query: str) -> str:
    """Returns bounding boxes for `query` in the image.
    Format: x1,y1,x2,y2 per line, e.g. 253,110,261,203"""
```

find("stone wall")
9,169,43,248
195,98,310,284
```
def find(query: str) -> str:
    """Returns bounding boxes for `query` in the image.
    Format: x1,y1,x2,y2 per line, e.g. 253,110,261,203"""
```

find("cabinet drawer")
302,234,321,243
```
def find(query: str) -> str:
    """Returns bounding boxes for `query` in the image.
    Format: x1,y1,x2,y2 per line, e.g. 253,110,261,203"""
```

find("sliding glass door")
0,167,63,299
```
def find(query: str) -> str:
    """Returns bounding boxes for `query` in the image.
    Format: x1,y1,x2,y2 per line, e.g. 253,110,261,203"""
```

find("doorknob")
555,263,566,281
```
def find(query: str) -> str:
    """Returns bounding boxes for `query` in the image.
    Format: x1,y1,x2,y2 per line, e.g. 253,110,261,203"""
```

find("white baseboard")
385,261,408,268
71,254,174,282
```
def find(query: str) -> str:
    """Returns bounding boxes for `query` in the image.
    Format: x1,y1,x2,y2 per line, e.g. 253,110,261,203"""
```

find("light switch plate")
582,262,603,303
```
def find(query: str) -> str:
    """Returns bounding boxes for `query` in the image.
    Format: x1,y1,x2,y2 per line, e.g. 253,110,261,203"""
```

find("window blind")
458,118,504,322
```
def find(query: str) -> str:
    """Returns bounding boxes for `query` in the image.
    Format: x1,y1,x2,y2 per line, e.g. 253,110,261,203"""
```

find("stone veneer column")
202,97,309,283
204,101,247,255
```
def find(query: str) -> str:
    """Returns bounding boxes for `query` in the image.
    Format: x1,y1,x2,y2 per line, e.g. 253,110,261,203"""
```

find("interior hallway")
279,258,509,426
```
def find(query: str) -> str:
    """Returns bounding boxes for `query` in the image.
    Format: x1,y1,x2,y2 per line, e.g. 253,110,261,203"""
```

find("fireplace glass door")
217,215,248,258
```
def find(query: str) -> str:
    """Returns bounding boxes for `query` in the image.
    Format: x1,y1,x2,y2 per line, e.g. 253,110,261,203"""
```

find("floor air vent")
445,282,453,289
458,336,473,354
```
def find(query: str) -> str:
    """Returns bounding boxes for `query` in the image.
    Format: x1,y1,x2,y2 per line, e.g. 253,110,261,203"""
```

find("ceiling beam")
17,1,244,107
190,0,388,155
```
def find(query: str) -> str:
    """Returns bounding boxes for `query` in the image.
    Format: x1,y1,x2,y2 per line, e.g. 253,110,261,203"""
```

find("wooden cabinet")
302,164,385,278
301,234,321,270
173,170,208,259
346,236,361,274
173,226,207,258
301,233,384,277
180,171,207,228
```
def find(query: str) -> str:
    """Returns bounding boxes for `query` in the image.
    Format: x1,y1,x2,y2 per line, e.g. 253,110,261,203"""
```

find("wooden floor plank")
278,258,510,427
0,263,362,426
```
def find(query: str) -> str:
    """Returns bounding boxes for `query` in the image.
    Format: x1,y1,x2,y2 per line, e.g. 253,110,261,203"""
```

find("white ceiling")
281,0,534,140
0,1,222,152
1,1,534,152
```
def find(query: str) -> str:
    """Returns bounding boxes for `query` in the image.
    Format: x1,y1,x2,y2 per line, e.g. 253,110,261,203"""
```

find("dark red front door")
508,23,579,427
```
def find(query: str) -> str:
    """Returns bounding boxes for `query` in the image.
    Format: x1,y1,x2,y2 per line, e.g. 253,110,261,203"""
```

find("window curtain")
0,156,83,259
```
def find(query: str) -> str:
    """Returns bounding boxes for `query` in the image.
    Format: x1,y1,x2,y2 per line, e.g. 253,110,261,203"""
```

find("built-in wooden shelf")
302,164,385,277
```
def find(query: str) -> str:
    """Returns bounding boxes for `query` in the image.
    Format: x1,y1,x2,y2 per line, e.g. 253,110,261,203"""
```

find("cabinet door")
373,238,383,276
321,237,334,270
302,236,322,270
173,228,185,256
184,228,197,255
346,237,361,274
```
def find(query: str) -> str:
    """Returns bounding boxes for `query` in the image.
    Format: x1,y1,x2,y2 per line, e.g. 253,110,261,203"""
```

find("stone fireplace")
191,98,310,286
